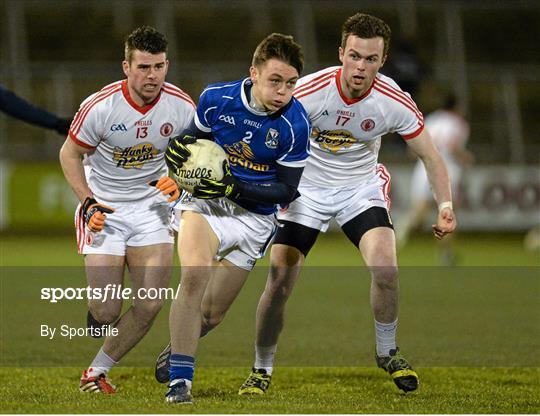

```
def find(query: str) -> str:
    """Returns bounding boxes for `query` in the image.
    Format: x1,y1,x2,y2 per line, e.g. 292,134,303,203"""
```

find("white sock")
375,319,398,357
87,348,118,377
254,344,277,375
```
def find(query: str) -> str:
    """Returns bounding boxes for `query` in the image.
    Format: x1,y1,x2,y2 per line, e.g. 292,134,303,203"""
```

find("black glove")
193,160,241,199
56,117,73,135
81,197,115,232
165,134,197,174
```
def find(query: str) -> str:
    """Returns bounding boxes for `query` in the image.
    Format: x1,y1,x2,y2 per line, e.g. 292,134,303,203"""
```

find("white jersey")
69,80,195,201
424,109,469,164
294,66,424,187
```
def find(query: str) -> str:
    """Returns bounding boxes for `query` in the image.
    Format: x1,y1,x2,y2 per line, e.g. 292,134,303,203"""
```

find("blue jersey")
194,78,311,215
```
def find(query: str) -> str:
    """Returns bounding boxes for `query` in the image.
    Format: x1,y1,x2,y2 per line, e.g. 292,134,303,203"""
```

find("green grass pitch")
0,232,539,413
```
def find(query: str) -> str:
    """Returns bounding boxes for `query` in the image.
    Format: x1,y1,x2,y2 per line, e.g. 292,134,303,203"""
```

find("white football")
172,139,227,193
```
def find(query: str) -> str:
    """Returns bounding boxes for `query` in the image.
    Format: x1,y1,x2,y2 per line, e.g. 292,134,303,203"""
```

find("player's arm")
194,161,303,204
236,163,303,205
406,129,457,239
0,85,72,135
59,138,94,202
59,138,114,231
165,119,212,174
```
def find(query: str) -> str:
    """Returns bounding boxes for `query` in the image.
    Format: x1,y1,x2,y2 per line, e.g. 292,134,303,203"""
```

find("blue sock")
169,354,195,382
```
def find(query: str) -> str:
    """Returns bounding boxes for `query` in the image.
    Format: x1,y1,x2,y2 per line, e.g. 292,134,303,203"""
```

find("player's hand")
149,176,180,202
82,197,115,232
165,134,197,174
193,160,240,199
432,207,457,240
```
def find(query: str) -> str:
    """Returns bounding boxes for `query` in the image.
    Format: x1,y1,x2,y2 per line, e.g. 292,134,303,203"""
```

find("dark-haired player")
239,13,456,394
59,26,194,393
161,33,310,404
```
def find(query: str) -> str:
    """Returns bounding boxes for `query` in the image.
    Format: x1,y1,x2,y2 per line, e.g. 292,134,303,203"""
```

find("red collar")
121,80,161,114
335,68,373,105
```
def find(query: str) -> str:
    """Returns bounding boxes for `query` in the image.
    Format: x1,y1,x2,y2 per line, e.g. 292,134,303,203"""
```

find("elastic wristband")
438,201,453,212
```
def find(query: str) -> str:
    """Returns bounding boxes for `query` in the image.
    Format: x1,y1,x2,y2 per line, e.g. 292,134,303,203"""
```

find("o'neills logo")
312,128,357,153
113,143,159,169
177,167,214,180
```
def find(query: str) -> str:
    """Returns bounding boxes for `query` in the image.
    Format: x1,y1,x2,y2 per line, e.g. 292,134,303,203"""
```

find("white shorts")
75,193,175,256
172,195,278,271
278,164,391,232
410,159,461,203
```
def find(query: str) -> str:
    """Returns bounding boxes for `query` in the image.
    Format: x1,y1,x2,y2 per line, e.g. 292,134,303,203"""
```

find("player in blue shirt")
160,33,310,404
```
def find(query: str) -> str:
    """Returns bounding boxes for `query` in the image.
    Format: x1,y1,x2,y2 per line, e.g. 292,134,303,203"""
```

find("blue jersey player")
160,33,310,404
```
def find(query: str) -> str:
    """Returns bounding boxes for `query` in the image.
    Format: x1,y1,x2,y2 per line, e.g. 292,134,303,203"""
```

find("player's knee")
266,269,295,303
201,310,224,332
371,266,399,289
89,303,121,325
134,299,165,323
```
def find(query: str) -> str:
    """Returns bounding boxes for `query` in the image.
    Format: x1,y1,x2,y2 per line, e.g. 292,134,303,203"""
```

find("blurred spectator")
396,94,474,265
0,85,72,135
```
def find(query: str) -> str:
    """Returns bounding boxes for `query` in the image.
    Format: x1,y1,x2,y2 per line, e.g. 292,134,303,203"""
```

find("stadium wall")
0,162,537,232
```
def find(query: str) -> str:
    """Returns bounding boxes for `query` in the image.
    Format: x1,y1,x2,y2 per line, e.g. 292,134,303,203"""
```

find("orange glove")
81,197,115,232
150,176,180,202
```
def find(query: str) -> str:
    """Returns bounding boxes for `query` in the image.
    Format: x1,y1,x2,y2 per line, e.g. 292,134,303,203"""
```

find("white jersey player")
398,95,472,262
410,98,471,204
240,13,456,395
59,26,194,394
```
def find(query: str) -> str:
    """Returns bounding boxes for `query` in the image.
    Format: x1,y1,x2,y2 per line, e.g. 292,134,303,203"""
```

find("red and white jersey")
69,80,195,201
294,66,424,186
424,109,469,163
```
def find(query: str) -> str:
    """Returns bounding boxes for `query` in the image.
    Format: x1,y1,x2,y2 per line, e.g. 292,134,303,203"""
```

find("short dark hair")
341,13,392,57
124,26,168,62
252,33,304,75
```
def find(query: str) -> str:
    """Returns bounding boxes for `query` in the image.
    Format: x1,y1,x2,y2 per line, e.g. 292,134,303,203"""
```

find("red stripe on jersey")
121,80,161,114
335,68,373,105
376,164,392,209
71,82,122,128
75,205,84,254
401,125,424,140
373,85,423,122
69,130,96,149
294,68,338,95
72,86,122,135
375,77,419,108
163,84,194,100
294,81,331,100
162,87,196,108
99,80,123,93
163,82,192,99
374,78,423,120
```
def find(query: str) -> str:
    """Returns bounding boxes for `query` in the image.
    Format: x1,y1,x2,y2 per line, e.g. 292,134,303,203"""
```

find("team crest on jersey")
112,143,159,169
265,128,279,149
160,122,173,137
311,128,357,153
361,118,375,131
